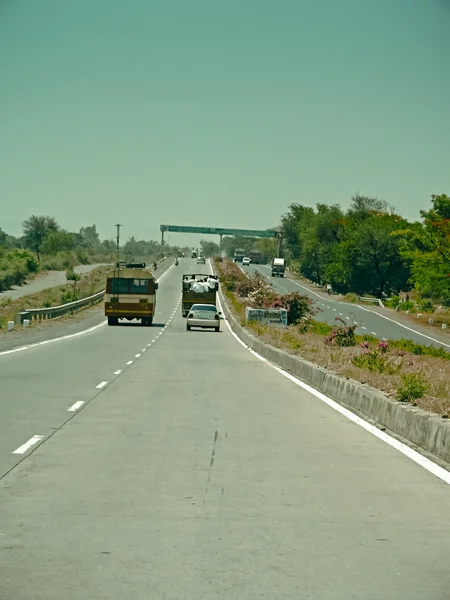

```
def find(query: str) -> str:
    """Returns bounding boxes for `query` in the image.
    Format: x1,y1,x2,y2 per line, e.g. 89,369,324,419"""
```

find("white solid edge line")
96,381,108,389
0,262,175,359
68,400,85,412
0,321,107,357
13,435,44,455
355,303,450,349
210,260,450,486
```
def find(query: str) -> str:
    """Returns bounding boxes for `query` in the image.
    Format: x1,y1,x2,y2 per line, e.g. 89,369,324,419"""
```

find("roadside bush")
308,321,333,335
41,251,77,270
385,294,400,308
324,317,357,347
352,342,397,375
248,283,278,308
61,289,79,304
389,339,450,360
236,274,263,298
272,292,316,325
397,373,428,402
0,249,38,291
7,249,39,273
418,299,434,313
398,300,415,312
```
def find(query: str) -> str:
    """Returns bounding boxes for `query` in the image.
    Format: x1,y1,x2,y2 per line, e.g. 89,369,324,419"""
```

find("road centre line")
13,435,44,455
114,370,122,375
208,259,450,486
96,381,108,389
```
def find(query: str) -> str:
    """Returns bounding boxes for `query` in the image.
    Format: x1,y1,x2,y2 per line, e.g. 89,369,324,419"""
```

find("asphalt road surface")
242,263,450,350
1,258,449,599
0,264,107,299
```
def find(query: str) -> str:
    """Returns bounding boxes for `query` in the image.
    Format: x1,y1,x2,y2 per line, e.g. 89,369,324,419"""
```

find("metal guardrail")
16,256,172,325
358,296,385,308
17,290,105,323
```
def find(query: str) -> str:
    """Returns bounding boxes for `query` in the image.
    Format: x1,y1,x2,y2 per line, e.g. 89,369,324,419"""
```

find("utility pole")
115,224,122,262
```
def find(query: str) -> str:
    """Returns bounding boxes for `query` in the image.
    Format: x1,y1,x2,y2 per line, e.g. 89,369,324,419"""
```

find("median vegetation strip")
214,258,450,418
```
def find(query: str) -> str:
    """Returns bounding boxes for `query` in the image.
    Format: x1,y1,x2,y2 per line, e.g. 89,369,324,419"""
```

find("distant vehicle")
181,273,219,317
249,251,262,264
105,262,158,326
186,304,221,332
197,256,206,264
233,248,246,262
191,250,198,258
242,257,251,266
271,257,286,277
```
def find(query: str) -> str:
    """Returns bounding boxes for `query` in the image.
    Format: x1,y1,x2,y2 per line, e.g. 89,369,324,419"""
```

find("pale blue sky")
2,0,450,246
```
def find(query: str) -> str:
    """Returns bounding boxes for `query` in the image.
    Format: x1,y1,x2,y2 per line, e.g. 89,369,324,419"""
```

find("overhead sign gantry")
159,224,279,253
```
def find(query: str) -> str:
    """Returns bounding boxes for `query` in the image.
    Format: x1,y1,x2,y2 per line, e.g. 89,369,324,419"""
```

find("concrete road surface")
0,258,449,599
243,263,450,350
0,263,108,299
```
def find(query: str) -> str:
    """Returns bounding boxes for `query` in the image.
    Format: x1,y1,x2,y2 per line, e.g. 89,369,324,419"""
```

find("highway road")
243,263,450,350
0,258,449,599
0,263,108,299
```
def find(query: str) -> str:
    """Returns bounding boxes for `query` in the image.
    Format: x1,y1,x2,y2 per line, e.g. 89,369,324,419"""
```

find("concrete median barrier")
219,288,450,467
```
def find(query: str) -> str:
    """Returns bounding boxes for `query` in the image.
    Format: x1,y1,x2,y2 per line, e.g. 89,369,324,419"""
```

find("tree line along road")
0,258,449,599
242,263,450,350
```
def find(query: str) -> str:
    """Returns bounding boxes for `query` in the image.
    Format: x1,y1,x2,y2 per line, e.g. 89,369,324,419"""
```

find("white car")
197,256,206,264
242,257,251,266
186,304,221,332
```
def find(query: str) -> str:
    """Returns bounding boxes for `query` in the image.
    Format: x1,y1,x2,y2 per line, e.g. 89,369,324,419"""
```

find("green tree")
41,230,77,254
23,215,59,260
340,213,410,297
200,239,220,257
394,194,450,304
79,225,101,250
280,204,315,260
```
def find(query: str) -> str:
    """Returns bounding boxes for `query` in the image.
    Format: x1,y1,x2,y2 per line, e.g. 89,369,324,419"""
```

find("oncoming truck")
105,262,158,326
271,257,286,277
233,248,246,263
181,273,219,317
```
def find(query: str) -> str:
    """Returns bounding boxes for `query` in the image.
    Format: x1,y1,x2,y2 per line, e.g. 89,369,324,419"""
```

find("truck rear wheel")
108,316,118,326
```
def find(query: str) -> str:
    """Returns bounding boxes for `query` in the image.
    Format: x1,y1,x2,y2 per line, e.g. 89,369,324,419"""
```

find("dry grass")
216,257,450,416
0,266,110,331
247,323,450,416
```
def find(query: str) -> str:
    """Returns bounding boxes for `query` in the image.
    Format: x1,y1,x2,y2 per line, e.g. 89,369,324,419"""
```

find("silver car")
186,304,221,332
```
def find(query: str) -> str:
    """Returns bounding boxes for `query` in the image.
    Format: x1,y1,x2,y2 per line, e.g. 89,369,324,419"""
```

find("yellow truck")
181,273,219,317
105,262,158,326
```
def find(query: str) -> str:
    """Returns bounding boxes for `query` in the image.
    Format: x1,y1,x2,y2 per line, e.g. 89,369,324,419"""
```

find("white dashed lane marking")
13,435,44,455
68,401,85,412
96,381,108,389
